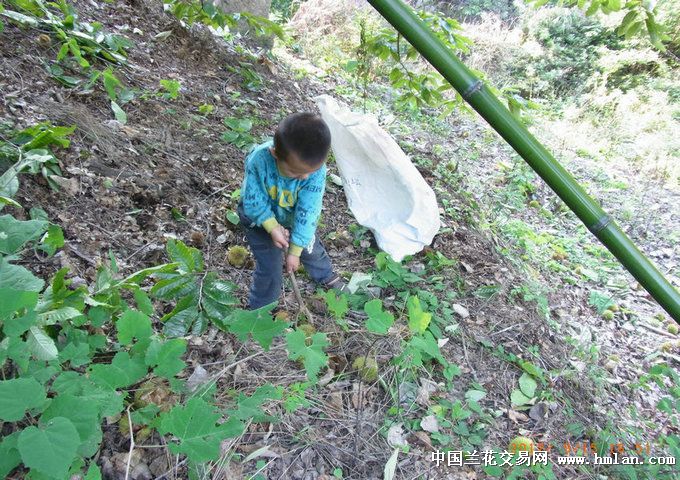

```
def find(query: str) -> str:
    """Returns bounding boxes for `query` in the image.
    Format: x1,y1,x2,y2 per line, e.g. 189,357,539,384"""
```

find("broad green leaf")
519,373,537,398
163,305,199,337
150,274,196,300
111,101,127,124
38,306,82,325
202,274,238,322
227,384,281,422
226,210,240,225
58,341,91,367
0,432,21,478
221,130,240,144
0,195,21,208
2,336,31,371
519,361,543,379
84,464,102,480
117,262,177,287
133,287,154,315
145,337,186,378
404,331,445,366
38,224,64,256
0,377,47,421
102,68,121,101
0,9,40,26
511,389,531,406
18,417,80,479
202,275,238,304
617,9,637,35
167,238,203,273
407,296,431,334
588,290,613,314
224,117,252,132
286,330,329,381
364,299,394,335
0,288,38,320
88,351,147,389
465,389,486,403
158,397,244,463
116,309,152,345
0,259,44,291
483,463,504,477
27,326,58,361
41,394,102,457
3,308,38,337
0,165,19,198
0,214,48,254
52,372,123,418
323,290,348,324
223,304,288,351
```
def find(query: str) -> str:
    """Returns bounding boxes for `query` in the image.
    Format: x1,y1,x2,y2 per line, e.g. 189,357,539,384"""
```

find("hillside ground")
1,0,679,479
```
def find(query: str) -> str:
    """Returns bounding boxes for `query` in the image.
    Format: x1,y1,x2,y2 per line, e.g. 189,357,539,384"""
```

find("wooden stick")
288,271,314,324
638,321,678,339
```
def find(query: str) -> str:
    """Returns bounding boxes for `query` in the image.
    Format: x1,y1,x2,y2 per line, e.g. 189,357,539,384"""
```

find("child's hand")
286,254,300,273
270,225,290,250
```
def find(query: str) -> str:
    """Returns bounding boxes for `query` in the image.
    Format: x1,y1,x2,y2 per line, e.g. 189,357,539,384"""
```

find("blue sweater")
241,141,326,256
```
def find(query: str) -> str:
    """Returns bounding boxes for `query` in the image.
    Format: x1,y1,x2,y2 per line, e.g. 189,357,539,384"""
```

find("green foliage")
215,303,289,351
221,117,256,150
150,239,239,336
159,79,181,100
323,290,349,330
1,2,134,122
230,61,266,91
445,0,519,21
158,397,245,463
510,372,538,407
162,0,284,39
2,0,131,66
271,0,300,20
530,0,670,50
364,298,394,335
356,8,471,113
406,296,432,335
286,329,329,381
588,290,614,314
198,103,215,115
17,417,80,479
0,122,74,196
0,378,46,421
372,252,422,290
0,223,283,476
515,8,619,98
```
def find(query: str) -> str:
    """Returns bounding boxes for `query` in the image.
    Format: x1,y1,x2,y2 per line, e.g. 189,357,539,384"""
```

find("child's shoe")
324,274,349,294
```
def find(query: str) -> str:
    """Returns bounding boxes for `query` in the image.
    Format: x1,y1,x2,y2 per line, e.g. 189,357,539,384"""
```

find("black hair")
273,112,331,167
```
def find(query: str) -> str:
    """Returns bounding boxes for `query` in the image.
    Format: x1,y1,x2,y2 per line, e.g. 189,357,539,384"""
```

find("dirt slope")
0,1,667,479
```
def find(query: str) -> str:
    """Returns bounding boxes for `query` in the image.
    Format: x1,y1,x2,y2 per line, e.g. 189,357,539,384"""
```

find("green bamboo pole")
367,0,680,322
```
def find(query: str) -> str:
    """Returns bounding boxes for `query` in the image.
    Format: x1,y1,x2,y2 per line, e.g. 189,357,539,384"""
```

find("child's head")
273,112,331,179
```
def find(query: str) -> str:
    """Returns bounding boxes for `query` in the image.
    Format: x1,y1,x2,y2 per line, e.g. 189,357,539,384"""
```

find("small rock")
410,262,426,274
529,402,548,422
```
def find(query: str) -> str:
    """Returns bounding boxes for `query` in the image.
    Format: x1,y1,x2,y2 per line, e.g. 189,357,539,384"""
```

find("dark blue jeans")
238,204,335,309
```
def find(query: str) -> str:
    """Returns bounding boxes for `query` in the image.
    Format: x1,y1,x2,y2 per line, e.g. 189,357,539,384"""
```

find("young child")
237,112,346,309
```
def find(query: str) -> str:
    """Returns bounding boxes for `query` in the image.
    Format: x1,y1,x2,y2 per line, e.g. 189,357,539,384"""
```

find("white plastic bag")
315,95,440,262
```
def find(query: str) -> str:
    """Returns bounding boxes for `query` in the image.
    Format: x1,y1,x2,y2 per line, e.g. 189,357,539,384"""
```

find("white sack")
315,95,440,262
